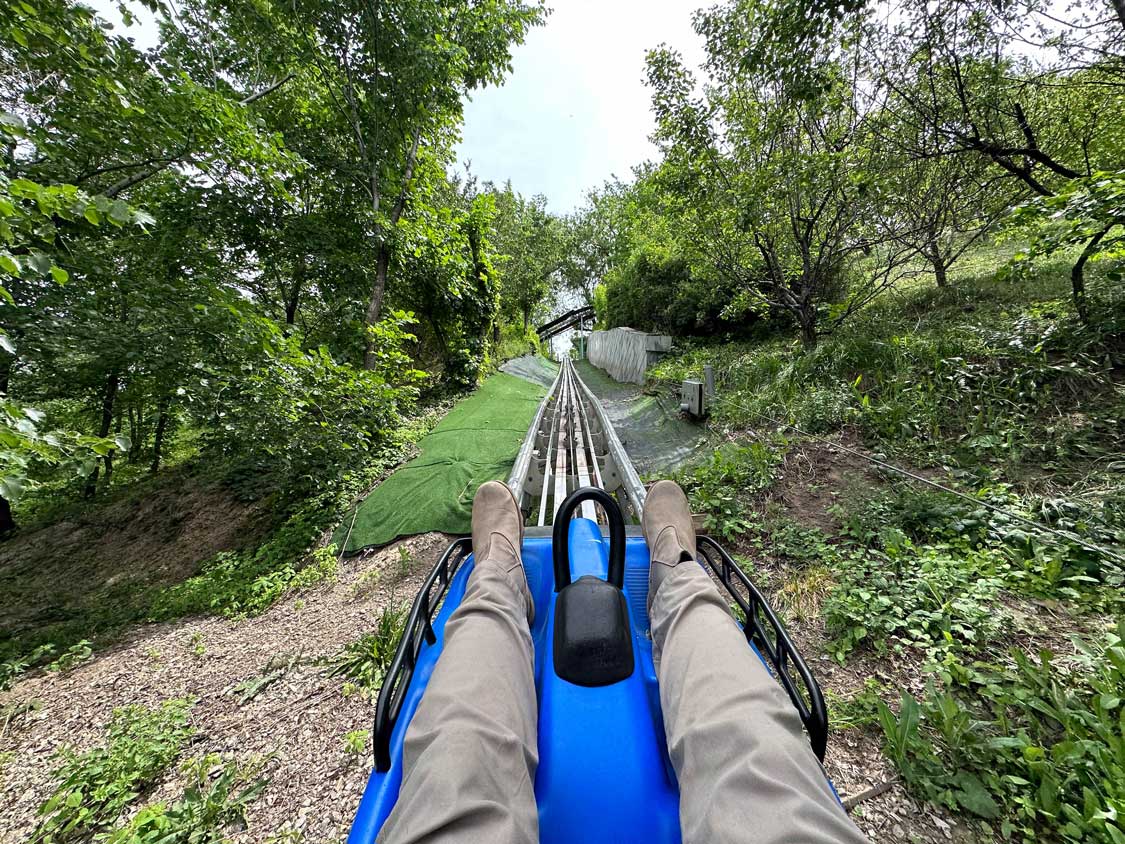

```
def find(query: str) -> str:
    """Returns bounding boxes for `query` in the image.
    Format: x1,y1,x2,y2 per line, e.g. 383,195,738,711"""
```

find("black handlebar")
552,487,626,592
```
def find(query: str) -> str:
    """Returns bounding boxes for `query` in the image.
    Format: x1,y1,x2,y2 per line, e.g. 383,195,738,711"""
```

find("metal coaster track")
508,359,646,525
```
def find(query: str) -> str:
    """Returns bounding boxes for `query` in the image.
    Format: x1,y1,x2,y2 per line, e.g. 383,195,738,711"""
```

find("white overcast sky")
456,0,706,211
90,0,706,214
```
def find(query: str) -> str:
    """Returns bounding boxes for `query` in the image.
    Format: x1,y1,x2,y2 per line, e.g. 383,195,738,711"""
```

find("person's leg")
644,480,868,844
379,482,538,844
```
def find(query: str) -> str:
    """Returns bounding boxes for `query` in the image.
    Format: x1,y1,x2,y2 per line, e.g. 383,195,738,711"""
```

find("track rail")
508,359,646,525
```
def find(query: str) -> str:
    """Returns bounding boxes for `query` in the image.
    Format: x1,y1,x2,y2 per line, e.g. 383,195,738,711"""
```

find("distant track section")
536,306,595,341
508,359,646,525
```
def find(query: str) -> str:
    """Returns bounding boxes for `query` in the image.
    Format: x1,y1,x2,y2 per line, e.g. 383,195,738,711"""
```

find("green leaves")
952,772,1001,819
329,604,409,696
0,396,124,505
875,624,1125,842
100,753,268,844
34,699,197,842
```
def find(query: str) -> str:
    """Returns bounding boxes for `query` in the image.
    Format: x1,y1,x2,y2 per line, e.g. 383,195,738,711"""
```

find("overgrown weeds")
33,698,196,842
652,265,1123,477
879,623,1125,843
654,258,1125,840
2,394,448,669
226,652,308,705
30,698,269,843
674,441,784,540
101,754,267,844
329,603,409,696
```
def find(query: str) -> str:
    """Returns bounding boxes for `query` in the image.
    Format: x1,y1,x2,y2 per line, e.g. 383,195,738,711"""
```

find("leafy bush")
494,322,542,363
34,699,195,842
838,484,1125,603
90,397,444,640
342,730,369,761
153,510,339,620
879,622,1125,843
330,604,409,696
1,642,54,691
675,442,782,540
823,536,1011,663
46,640,93,673
203,312,424,498
604,246,749,335
101,754,267,844
592,283,609,329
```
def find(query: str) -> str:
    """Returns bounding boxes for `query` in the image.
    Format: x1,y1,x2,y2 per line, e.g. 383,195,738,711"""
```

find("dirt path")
0,532,453,843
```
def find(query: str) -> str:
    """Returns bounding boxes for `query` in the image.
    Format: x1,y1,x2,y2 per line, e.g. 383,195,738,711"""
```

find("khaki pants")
379,559,868,844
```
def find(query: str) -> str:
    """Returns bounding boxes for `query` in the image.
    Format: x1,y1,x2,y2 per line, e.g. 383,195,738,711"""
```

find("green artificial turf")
336,372,547,551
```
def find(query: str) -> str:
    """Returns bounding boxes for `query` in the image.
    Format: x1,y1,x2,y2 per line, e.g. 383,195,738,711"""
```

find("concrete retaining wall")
587,328,672,385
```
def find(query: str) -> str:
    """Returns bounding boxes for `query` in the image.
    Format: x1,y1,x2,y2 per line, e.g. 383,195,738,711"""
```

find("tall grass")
651,247,1123,470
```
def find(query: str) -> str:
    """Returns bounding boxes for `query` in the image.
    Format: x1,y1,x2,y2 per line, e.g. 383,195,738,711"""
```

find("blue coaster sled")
348,488,829,844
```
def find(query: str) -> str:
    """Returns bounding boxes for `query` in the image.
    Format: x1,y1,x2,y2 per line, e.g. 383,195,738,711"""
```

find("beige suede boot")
471,480,533,621
642,480,698,613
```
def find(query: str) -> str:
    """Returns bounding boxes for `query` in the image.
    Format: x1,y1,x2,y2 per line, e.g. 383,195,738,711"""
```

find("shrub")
153,513,338,621
204,311,424,498
674,442,783,540
880,622,1125,843
823,537,1011,663
100,754,267,844
34,699,195,842
494,322,542,364
604,247,749,335
330,604,409,696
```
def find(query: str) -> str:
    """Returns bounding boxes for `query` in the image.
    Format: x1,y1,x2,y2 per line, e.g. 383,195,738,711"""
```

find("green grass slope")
653,247,1124,843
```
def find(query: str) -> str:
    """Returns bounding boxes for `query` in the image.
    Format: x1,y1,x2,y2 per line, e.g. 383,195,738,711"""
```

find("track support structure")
508,359,646,525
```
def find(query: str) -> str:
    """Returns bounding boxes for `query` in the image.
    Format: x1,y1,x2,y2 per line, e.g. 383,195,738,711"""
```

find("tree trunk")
797,309,818,351
1111,0,1125,33
285,255,306,325
0,495,14,535
933,260,948,289
927,227,948,288
363,244,391,369
362,129,422,369
128,404,144,462
103,413,122,488
84,370,119,498
150,394,171,474
799,324,818,350
1071,226,1111,325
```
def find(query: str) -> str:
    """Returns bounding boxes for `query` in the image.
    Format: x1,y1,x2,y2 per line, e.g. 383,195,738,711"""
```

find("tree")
560,183,632,307
491,185,564,332
0,0,557,536
866,0,1125,319
646,7,914,349
882,145,1014,289
199,0,547,367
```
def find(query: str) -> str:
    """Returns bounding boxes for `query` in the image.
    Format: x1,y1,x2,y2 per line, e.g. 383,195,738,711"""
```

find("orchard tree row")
579,0,1125,346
